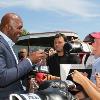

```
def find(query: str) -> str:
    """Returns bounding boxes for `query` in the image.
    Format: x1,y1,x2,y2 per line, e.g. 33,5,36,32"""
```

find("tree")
21,29,29,36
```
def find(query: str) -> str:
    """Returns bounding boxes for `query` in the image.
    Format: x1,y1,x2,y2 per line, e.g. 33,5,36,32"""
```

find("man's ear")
3,24,11,35
5,24,8,30
5,24,12,30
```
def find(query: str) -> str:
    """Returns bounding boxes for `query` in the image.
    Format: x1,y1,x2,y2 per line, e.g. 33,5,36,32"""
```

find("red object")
91,32,100,39
79,53,85,63
35,72,46,84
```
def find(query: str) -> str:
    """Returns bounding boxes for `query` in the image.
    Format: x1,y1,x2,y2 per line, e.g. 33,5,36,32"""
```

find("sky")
0,0,100,40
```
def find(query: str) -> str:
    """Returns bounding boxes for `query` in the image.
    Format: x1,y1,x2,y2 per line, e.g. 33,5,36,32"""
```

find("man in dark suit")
0,13,45,99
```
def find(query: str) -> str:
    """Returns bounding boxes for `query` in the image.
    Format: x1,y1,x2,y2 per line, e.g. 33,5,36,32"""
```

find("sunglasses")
88,39,96,45
20,52,26,53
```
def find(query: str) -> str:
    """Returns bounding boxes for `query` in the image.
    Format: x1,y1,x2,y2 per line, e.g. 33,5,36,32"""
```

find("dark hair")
54,33,67,42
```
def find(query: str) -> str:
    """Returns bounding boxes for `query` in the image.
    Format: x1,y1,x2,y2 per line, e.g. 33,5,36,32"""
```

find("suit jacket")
0,35,33,99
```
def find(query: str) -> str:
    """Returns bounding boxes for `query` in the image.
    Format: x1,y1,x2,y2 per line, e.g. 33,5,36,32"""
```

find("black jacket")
47,53,81,76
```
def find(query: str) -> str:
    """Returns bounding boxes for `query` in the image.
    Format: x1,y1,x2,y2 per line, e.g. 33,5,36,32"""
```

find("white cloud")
0,0,100,17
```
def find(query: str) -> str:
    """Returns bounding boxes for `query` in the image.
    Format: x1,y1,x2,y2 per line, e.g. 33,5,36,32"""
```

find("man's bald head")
0,13,23,42
0,13,22,29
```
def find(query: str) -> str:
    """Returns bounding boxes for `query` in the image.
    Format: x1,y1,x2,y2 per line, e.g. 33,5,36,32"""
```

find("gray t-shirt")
91,57,100,83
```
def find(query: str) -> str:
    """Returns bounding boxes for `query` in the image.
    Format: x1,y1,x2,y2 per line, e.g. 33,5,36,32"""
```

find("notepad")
60,64,92,81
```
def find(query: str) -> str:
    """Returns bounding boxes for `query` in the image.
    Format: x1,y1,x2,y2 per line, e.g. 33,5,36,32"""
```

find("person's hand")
81,72,88,77
71,70,86,85
28,51,46,64
43,74,60,81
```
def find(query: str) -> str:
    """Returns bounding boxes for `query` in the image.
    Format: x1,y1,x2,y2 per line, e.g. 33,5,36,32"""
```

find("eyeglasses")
88,42,93,45
20,52,26,53
88,39,96,45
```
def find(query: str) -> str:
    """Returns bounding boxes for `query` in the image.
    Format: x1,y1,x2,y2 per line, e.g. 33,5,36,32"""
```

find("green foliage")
21,29,29,36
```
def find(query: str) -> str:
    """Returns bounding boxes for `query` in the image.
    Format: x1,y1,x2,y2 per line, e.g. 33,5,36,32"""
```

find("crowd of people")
0,12,100,100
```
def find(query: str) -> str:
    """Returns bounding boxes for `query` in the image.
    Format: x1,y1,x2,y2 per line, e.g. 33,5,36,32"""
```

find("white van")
16,31,79,47
14,31,91,57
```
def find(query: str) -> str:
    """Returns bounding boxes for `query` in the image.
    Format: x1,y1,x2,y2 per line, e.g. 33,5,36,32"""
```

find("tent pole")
28,39,30,56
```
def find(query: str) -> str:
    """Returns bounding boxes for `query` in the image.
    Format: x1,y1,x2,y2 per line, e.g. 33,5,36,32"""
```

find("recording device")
63,41,91,54
34,65,49,74
63,41,83,54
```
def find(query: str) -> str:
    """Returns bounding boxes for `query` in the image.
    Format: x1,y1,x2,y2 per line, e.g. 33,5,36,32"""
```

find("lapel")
0,35,17,64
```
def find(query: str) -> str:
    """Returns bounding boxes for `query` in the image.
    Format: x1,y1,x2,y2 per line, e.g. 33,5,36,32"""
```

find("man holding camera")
47,33,81,77
46,33,91,99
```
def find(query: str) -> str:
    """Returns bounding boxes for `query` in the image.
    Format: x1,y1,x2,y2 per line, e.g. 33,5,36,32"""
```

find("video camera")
63,41,91,54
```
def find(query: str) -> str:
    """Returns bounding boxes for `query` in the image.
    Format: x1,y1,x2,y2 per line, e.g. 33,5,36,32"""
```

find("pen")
68,72,74,76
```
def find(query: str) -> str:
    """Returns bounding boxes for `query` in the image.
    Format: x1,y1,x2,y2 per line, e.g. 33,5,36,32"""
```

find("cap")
83,34,94,43
90,32,100,39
